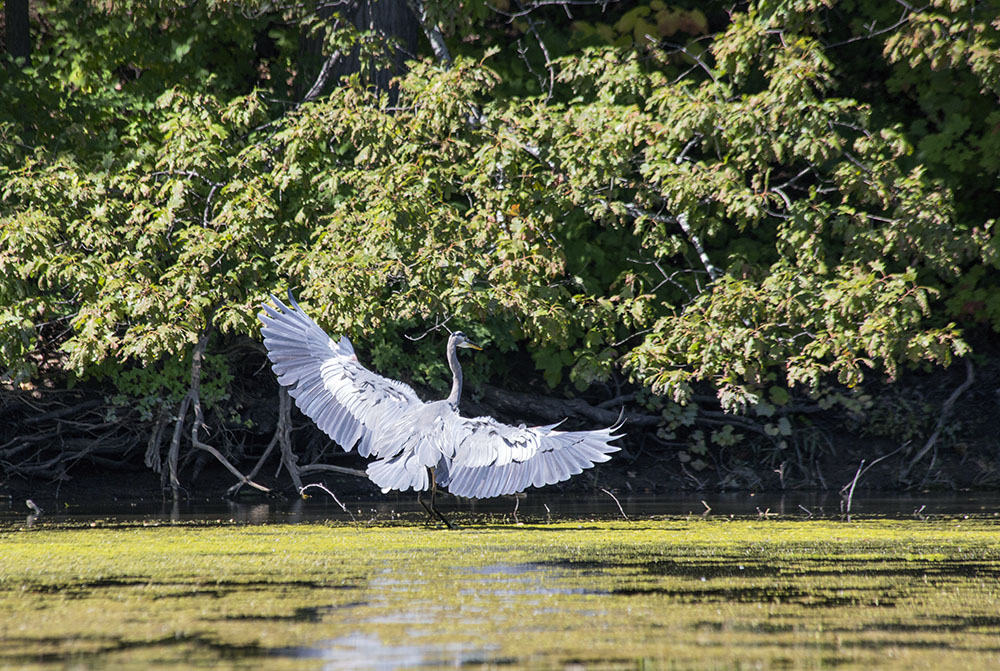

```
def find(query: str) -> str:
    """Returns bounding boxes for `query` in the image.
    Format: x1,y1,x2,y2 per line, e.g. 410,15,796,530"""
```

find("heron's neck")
446,339,462,407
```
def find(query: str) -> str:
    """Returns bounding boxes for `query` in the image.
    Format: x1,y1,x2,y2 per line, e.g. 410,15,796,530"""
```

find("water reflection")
2,490,1000,525
461,562,608,596
25,498,43,527
278,562,582,666
281,632,500,671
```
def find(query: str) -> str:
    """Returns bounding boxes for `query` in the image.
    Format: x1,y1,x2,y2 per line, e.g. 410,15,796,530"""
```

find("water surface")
4,490,999,526
2,512,999,670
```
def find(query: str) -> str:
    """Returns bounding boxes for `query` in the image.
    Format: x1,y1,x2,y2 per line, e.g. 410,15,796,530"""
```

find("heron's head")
452,331,483,351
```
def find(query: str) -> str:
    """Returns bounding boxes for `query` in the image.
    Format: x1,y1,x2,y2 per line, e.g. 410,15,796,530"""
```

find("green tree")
1,0,997,492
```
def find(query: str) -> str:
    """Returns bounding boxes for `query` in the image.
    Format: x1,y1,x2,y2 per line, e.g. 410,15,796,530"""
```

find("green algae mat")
2,517,999,670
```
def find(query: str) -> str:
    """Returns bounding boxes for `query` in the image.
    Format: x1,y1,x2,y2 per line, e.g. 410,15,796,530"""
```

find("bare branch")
303,49,345,102
298,463,370,478
624,204,719,282
404,315,454,341
490,0,615,20
169,329,271,498
825,8,916,49
519,3,555,101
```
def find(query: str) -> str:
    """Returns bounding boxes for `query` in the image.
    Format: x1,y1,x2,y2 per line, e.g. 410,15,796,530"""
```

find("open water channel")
1,493,999,670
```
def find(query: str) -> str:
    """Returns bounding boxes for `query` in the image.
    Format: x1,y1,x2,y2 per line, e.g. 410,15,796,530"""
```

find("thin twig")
404,315,454,341
300,482,356,522
600,488,628,521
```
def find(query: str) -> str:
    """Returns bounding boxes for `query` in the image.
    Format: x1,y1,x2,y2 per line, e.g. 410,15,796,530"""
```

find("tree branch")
900,357,974,482
473,384,657,427
302,49,345,102
409,0,451,67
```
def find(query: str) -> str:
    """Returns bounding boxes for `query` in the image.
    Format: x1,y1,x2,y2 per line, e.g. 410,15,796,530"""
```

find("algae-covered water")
2,515,999,670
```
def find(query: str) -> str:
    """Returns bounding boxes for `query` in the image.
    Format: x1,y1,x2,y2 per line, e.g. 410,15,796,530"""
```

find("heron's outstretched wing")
259,292,422,457
436,413,624,499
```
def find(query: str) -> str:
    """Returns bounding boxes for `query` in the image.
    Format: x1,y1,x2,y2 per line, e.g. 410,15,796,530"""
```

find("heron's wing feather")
259,293,422,458
438,413,624,499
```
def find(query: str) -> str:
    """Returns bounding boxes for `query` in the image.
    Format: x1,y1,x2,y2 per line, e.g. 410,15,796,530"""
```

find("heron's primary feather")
260,293,422,458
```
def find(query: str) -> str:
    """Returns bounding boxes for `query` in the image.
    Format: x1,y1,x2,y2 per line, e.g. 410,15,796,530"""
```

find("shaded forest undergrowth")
3,339,999,504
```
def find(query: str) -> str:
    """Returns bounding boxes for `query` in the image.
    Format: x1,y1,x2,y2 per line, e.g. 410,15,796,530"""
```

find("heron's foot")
417,491,455,529
432,506,455,530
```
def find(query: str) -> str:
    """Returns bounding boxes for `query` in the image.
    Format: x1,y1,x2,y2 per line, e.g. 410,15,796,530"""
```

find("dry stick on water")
298,463,369,478
840,445,905,519
600,488,629,521
842,459,865,520
701,500,712,517
300,483,356,522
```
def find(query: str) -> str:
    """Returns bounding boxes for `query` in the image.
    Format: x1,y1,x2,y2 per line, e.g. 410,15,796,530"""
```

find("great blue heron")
259,292,624,526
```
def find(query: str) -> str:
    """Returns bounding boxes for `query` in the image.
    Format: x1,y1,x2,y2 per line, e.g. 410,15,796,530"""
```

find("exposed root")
229,386,299,497
144,409,171,474
276,387,303,491
170,329,269,500
901,357,974,483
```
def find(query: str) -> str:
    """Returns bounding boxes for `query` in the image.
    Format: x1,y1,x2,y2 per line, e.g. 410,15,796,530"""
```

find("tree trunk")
4,0,31,63
299,0,419,103
359,0,419,100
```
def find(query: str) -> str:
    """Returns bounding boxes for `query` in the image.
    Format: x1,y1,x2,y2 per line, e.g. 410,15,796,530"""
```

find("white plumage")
259,292,623,500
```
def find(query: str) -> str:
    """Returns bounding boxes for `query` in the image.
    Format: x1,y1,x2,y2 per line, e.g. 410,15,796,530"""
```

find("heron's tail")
366,453,431,493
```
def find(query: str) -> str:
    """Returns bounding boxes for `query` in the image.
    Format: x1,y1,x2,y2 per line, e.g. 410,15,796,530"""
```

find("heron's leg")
417,487,433,520
422,467,453,529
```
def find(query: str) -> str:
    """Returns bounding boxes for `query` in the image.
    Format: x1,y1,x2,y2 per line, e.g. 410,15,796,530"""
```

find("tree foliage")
1,0,998,488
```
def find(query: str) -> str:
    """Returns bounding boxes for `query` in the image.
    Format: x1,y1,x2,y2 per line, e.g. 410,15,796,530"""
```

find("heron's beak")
460,341,483,351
